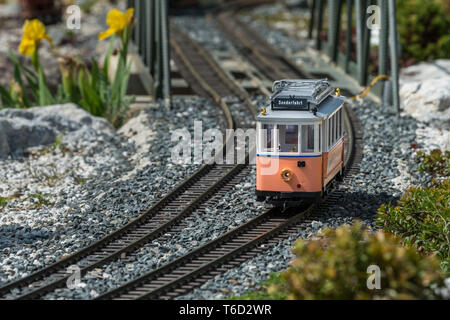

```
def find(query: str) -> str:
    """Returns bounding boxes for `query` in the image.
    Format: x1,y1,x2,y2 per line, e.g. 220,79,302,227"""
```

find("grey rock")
0,103,114,156
0,120,11,158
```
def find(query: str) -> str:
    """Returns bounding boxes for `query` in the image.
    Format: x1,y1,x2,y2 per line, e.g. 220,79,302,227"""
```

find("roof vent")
271,79,334,110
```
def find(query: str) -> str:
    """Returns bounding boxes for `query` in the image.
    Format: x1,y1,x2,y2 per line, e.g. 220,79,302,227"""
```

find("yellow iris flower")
18,19,53,56
98,8,135,40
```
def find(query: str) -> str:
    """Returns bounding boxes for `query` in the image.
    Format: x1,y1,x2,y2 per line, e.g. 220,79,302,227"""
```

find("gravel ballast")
41,167,268,300
0,97,225,287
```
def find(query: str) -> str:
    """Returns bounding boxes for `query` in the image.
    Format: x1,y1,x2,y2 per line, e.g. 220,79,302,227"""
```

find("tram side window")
334,112,338,144
318,124,321,152
331,115,335,144
328,117,332,148
263,124,275,152
336,110,339,138
279,125,299,152
328,112,343,149
301,125,315,153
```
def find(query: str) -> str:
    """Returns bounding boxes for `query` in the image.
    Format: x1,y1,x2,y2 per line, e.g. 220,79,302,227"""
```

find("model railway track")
0,25,257,302
94,7,363,300
0,161,253,299
170,24,257,127
96,102,362,300
2,3,362,300
216,10,310,81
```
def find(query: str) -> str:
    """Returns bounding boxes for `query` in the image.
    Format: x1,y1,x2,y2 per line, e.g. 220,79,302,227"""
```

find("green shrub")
416,149,450,177
397,0,450,62
377,180,450,273
262,222,445,299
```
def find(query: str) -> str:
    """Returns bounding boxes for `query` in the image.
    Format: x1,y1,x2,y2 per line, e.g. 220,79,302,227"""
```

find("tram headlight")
280,168,294,182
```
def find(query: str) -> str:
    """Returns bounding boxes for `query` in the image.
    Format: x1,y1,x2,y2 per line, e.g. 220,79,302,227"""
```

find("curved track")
96,103,362,300
95,10,363,300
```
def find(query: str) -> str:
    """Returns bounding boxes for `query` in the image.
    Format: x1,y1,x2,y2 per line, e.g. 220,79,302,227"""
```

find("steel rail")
1,22,255,302
216,10,311,81
11,164,247,300
170,24,257,122
0,163,210,298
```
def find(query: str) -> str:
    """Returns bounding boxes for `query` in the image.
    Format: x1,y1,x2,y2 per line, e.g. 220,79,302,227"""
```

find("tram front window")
279,125,298,152
263,124,275,152
301,124,315,153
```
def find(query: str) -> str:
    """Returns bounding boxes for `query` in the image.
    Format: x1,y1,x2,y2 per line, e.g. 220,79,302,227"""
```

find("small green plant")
39,132,68,156
416,149,450,177
377,179,450,273
237,222,445,300
0,196,11,208
72,174,86,185
79,0,99,14
28,192,51,208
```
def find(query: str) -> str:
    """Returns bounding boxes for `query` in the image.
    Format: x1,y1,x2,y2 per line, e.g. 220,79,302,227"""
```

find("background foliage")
397,0,450,63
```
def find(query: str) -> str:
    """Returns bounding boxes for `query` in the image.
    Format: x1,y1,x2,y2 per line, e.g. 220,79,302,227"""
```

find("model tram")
256,79,345,206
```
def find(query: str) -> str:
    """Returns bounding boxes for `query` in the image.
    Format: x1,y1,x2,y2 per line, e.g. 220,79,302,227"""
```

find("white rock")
401,59,450,83
415,126,450,151
400,78,450,120
400,60,450,122
311,220,323,229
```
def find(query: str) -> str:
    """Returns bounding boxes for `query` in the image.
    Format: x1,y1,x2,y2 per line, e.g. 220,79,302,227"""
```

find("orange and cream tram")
256,79,345,206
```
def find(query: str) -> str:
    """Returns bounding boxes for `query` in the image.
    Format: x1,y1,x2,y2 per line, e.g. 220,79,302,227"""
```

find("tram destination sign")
272,96,309,110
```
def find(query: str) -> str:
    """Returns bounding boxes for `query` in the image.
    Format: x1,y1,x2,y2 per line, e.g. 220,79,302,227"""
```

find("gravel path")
0,97,225,286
